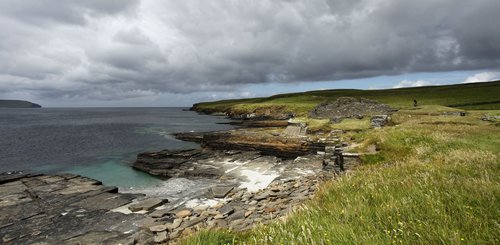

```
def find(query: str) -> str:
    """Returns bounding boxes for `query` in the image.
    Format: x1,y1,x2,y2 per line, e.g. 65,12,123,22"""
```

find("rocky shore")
1,114,365,244
0,171,145,244
128,124,362,243
0,154,356,244
136,172,339,243
172,127,329,158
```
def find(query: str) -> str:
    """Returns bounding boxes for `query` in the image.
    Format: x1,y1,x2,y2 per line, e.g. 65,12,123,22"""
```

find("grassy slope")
193,81,500,116
182,110,500,244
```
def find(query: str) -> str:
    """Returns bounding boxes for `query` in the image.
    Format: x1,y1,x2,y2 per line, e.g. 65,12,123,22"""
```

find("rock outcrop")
130,153,360,244
132,148,323,181
0,172,145,244
173,128,326,158
132,149,221,178
151,173,333,243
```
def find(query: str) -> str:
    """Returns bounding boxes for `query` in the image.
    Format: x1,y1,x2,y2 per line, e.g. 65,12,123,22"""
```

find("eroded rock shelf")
1,124,361,244
0,172,144,244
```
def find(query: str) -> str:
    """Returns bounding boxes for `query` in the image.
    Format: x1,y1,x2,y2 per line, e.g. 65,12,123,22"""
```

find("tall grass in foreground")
182,116,500,245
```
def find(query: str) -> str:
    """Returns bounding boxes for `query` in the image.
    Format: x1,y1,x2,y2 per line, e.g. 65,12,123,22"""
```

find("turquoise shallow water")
65,160,164,188
0,107,234,191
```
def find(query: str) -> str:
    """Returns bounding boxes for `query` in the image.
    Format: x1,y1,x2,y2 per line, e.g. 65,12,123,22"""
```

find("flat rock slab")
253,193,269,201
0,172,148,244
154,231,168,243
184,216,206,228
212,186,234,198
72,192,135,211
176,209,192,218
227,210,246,221
149,224,168,232
0,172,30,184
64,231,132,245
55,183,101,195
128,198,168,212
218,204,235,216
150,208,171,218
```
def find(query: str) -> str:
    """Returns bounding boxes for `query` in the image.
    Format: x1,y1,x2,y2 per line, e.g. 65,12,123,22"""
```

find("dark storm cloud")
1,0,499,100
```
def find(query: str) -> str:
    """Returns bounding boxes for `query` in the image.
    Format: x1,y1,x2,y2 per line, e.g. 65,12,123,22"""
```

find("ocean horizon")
0,107,234,193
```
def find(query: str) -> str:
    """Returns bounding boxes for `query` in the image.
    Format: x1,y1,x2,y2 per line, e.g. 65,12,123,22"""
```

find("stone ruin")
309,97,394,126
282,122,308,137
322,145,345,171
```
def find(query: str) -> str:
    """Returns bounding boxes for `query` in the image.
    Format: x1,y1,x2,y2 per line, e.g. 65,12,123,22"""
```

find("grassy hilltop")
192,81,500,116
182,81,500,244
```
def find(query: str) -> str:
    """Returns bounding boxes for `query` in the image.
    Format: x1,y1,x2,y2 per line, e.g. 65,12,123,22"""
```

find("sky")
0,0,499,107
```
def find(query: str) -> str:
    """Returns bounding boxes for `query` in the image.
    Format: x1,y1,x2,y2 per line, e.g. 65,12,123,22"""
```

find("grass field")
192,81,500,116
181,108,500,244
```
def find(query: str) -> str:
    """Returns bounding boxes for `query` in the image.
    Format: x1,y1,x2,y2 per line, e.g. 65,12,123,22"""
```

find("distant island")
0,100,42,108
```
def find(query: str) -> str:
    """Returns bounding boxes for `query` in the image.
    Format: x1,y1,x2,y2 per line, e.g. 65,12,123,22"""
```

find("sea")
0,107,235,198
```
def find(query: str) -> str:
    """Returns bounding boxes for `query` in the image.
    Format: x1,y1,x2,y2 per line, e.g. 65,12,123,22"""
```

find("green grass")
181,111,500,245
401,105,463,114
458,102,500,110
471,110,500,117
192,81,500,116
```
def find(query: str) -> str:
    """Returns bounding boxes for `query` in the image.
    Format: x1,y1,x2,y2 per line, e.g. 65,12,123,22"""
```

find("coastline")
0,108,358,244
2,96,498,244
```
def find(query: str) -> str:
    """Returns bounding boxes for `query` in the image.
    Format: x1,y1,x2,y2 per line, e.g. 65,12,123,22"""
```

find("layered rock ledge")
130,128,362,243
129,149,358,243
0,172,145,244
173,128,328,158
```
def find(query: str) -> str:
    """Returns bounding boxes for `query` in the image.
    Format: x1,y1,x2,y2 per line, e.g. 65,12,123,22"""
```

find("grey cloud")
113,28,152,46
1,0,500,101
0,0,139,26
